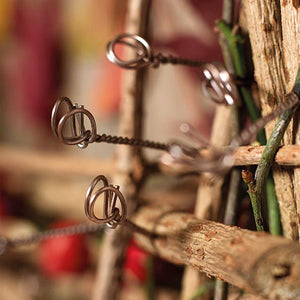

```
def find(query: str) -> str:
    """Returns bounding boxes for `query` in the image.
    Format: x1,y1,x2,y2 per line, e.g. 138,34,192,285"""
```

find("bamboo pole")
134,205,300,300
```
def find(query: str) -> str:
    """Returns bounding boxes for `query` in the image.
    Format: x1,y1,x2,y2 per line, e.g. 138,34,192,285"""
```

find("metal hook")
85,175,127,229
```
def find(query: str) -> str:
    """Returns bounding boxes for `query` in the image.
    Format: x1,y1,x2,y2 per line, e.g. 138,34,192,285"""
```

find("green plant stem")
242,170,265,231
243,66,300,232
217,20,288,237
217,20,266,145
266,176,281,235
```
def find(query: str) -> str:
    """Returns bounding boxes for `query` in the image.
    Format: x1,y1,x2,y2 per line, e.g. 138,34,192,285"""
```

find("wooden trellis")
1,1,300,300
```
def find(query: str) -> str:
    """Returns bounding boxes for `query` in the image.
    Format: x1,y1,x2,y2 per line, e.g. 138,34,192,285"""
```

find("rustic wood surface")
181,106,233,300
134,206,300,300
281,0,300,240
244,0,299,240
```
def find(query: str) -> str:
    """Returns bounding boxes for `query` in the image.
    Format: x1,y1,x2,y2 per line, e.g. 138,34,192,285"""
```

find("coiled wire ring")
85,175,127,229
51,97,97,149
51,96,74,139
106,33,153,69
202,63,239,106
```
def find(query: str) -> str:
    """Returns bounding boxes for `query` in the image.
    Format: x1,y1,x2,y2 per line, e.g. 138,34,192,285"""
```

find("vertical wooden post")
91,1,151,299
244,0,299,240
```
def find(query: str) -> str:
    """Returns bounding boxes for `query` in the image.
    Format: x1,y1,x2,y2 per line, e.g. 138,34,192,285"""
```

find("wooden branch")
91,1,151,299
134,206,300,300
181,106,233,300
1,143,300,180
243,0,298,239
232,145,300,166
0,144,114,177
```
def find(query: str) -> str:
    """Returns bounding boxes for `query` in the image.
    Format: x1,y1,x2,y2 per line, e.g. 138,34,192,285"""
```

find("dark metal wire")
160,92,300,174
0,223,104,255
0,175,155,255
230,92,300,147
51,97,170,150
106,33,240,106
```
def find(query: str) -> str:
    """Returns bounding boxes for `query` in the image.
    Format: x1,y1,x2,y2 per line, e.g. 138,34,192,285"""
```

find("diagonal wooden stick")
134,205,300,300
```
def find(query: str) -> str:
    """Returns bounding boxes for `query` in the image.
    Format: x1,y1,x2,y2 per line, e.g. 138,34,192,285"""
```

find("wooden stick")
91,1,151,299
232,145,300,166
2,144,300,179
181,106,233,300
244,0,299,240
0,144,114,177
134,206,300,300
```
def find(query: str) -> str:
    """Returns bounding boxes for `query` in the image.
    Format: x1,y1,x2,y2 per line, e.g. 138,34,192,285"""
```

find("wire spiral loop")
106,33,153,69
202,63,239,106
51,97,97,148
85,175,127,229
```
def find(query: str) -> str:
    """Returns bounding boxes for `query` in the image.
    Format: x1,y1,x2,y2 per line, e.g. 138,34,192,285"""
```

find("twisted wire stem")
106,33,239,106
0,174,155,255
0,223,104,255
51,97,169,150
95,134,169,150
151,52,205,68
230,92,300,147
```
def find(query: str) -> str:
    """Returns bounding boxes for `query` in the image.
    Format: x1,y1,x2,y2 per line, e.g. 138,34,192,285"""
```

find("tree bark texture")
134,206,300,300
280,0,300,240
244,0,299,240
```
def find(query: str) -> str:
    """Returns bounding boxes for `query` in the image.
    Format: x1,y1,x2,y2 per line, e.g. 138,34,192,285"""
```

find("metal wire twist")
106,33,239,106
51,97,169,150
161,93,300,175
230,92,300,148
0,223,104,255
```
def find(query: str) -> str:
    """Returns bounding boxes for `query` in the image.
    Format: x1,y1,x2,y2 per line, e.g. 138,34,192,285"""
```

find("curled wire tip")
106,33,153,69
51,97,97,149
85,175,127,229
202,63,239,106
